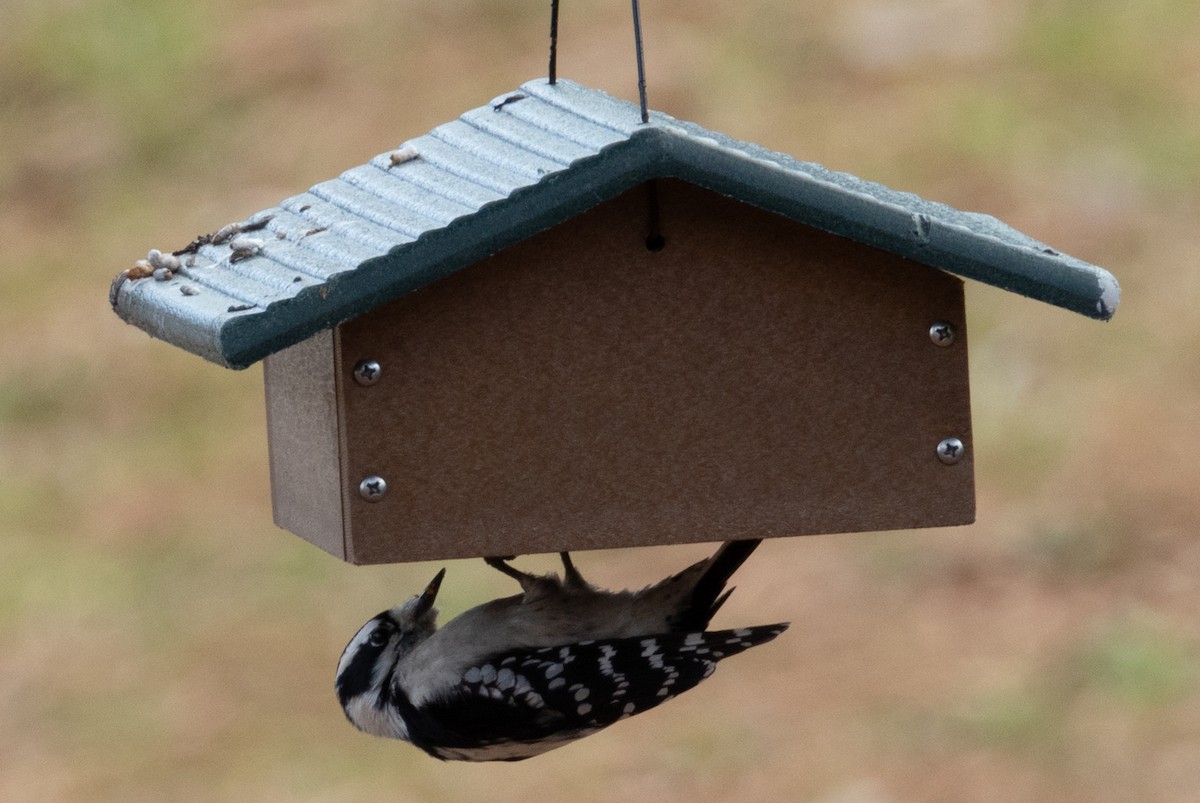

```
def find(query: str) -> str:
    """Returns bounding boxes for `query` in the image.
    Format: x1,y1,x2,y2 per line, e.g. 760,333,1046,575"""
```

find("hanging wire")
630,1,659,246
548,0,560,84
631,0,649,123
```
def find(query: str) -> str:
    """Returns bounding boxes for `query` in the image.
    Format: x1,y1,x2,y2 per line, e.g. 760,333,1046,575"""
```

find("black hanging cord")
630,1,659,247
545,0,660,247
631,0,649,123
548,0,560,84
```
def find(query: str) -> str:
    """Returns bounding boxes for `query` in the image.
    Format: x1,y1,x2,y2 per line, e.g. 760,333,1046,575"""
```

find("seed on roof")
152,267,173,281
229,236,264,262
241,215,274,232
180,285,199,296
388,145,419,167
148,249,180,272
211,222,242,245
230,236,263,252
127,259,154,280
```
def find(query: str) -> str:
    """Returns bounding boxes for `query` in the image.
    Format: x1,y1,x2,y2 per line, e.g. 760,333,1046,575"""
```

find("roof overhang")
111,78,1120,369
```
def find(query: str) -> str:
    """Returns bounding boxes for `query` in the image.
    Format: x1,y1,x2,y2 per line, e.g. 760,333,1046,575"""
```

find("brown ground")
2,1,1198,800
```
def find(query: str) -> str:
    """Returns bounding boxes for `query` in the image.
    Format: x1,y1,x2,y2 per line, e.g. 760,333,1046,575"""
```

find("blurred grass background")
2,0,1199,800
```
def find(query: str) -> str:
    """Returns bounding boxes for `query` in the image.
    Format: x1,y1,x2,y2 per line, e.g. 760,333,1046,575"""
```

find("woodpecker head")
335,568,444,737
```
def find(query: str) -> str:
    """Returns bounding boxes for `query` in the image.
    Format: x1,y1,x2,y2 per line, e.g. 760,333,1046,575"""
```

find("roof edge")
643,125,1120,321
114,77,1120,370
217,132,674,368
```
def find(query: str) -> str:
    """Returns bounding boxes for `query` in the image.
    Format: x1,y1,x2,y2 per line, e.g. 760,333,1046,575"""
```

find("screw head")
929,322,956,347
358,475,388,501
936,437,966,465
352,359,382,386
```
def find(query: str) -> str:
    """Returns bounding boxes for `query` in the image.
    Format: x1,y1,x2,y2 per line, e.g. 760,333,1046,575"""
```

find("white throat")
345,690,411,741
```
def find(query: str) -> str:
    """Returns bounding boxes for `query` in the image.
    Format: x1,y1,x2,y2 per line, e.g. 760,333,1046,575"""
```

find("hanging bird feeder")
109,16,1118,566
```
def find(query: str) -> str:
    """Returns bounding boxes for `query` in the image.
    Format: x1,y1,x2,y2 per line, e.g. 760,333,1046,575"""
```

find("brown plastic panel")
270,180,973,564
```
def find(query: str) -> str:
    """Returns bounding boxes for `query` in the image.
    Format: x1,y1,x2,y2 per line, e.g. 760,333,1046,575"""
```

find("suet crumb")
127,259,154,280
388,146,420,167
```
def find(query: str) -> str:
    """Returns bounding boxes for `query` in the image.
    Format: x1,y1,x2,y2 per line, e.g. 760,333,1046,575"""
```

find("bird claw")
484,555,534,585
484,553,590,592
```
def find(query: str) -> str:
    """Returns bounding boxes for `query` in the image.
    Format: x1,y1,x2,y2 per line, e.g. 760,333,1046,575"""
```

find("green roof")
111,78,1120,369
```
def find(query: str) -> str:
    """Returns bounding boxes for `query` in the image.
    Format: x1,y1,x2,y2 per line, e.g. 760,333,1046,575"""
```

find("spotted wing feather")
406,624,788,761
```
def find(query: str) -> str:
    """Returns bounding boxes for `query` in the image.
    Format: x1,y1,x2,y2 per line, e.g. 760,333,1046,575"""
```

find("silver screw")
359,475,388,501
352,359,382,386
929,322,956,347
936,437,966,465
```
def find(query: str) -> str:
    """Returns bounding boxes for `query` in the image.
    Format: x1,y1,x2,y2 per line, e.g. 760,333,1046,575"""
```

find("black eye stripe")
336,640,385,705
335,620,399,703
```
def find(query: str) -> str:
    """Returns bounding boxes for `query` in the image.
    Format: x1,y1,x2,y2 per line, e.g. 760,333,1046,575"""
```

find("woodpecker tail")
670,539,763,632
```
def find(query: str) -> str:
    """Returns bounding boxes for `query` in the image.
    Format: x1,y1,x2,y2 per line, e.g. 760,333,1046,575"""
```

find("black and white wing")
402,624,788,761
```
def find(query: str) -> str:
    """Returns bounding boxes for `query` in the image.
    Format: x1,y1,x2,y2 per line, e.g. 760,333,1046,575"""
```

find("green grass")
6,0,206,116
953,685,1067,754
892,614,1199,768
1075,619,1199,707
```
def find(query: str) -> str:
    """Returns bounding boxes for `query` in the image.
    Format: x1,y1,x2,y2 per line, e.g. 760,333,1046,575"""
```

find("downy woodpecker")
334,540,786,761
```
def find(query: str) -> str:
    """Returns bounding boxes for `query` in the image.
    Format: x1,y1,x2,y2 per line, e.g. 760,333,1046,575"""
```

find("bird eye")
367,629,390,647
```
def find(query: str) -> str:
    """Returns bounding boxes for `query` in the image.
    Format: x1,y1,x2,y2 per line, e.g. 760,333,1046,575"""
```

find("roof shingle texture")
111,78,1120,369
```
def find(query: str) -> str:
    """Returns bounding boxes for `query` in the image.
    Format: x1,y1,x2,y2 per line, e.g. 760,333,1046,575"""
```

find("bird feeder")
110,79,1119,565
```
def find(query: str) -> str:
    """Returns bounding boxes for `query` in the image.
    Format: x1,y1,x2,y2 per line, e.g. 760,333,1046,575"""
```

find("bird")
334,540,787,761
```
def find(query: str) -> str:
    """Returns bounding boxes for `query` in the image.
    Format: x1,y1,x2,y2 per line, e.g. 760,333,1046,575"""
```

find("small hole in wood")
645,234,666,252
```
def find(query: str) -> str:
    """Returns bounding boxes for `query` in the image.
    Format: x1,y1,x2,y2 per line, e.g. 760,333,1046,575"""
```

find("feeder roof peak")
111,77,1119,369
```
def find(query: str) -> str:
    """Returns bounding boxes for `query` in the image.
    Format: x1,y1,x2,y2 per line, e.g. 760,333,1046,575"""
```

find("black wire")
631,1,658,246
548,0,560,84
631,0,649,123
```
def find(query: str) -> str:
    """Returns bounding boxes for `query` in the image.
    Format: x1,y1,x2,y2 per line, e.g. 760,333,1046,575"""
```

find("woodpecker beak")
413,568,445,618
